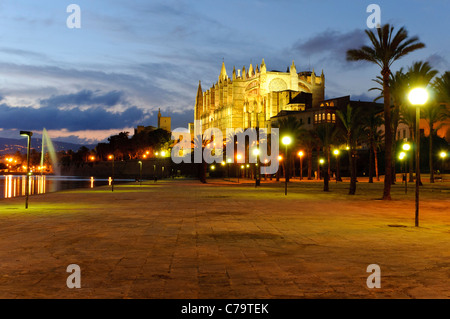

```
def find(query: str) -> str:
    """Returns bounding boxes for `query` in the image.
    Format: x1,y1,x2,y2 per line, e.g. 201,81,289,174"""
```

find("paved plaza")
0,178,449,298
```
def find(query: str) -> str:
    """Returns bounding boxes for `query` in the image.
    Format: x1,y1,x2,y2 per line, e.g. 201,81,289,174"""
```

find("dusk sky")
0,0,448,145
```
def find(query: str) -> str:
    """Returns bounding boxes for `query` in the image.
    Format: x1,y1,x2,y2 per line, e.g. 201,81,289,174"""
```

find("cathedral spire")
290,60,296,74
219,61,228,81
196,80,203,98
260,58,266,73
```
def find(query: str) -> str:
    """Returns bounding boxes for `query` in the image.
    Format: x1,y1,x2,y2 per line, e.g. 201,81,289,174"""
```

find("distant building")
134,125,157,136
158,108,171,132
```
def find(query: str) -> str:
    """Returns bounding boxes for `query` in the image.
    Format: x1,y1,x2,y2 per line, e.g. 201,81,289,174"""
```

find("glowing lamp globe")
282,136,292,145
408,88,428,106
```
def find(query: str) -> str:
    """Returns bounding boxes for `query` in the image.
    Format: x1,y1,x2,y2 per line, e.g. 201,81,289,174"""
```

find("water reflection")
1,176,133,199
3,175,47,199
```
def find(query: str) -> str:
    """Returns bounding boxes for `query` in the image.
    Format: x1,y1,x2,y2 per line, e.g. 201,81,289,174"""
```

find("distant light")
278,155,283,161
236,154,242,160
408,88,428,106
319,159,325,164
221,161,225,166
333,149,340,156
155,152,159,156
227,158,232,163
399,152,406,160
345,146,350,150
211,165,215,170
240,165,244,169
402,143,411,151
161,151,166,157
282,136,292,145
246,164,250,168
298,151,304,157
440,151,447,159
253,148,260,156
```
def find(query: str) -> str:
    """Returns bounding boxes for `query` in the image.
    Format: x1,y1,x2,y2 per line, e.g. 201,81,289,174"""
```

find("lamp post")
282,136,292,195
108,154,115,192
319,158,325,176
333,149,341,182
236,154,242,183
20,131,32,209
440,151,447,181
138,160,142,186
399,151,407,194
253,148,260,187
226,158,232,181
408,88,428,227
298,151,304,180
402,143,411,193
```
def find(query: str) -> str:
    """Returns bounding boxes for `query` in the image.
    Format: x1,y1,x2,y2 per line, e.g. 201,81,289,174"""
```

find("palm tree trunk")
349,148,357,195
307,150,312,180
429,123,434,183
382,73,392,199
374,146,380,181
369,138,374,183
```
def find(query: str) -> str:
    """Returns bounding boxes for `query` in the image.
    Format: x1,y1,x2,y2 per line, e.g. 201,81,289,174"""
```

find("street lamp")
138,161,142,185
402,142,411,193
282,136,292,195
408,87,428,227
399,151,407,194
253,148,261,187
440,151,447,181
298,151,304,180
20,130,32,209
236,154,242,183
333,149,341,182
108,154,115,192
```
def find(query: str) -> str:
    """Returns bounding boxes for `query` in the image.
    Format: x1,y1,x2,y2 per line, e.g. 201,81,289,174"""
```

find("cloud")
292,29,367,68
426,53,450,72
40,90,125,109
0,89,149,131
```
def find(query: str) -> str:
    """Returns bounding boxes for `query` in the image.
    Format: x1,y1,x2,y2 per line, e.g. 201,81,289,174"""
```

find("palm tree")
347,24,425,199
313,123,335,191
433,72,450,102
336,104,364,195
369,69,409,183
299,130,316,180
372,129,384,181
361,111,384,183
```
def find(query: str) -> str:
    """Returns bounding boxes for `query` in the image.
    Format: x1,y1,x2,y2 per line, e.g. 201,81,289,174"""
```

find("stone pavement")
0,179,449,298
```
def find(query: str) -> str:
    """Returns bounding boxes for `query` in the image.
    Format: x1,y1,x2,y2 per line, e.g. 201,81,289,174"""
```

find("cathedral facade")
194,59,325,133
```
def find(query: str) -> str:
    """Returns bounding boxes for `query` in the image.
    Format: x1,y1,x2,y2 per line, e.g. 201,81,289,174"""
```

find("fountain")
40,128,60,175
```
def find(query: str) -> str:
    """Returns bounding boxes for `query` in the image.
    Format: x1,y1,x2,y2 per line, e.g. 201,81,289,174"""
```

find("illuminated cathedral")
194,59,325,132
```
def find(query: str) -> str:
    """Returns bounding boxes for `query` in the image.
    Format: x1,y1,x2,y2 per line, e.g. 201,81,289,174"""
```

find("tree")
361,111,384,183
370,69,409,183
298,130,316,180
347,24,425,199
313,123,334,191
336,104,364,195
